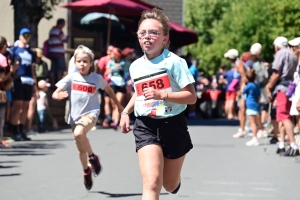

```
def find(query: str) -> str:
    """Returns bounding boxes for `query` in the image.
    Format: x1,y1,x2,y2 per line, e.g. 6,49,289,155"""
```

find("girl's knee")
143,176,162,192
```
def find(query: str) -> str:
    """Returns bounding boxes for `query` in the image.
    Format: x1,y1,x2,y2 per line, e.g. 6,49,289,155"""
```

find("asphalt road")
1,123,300,200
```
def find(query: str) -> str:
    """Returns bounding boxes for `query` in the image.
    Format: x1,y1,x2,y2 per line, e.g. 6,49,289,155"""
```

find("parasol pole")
106,7,113,46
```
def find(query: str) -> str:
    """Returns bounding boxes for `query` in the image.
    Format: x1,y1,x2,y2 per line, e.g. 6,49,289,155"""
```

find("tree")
11,0,62,47
185,0,300,75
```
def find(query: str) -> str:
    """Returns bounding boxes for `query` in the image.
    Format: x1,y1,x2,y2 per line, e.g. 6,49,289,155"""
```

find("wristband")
163,91,168,101
121,111,129,115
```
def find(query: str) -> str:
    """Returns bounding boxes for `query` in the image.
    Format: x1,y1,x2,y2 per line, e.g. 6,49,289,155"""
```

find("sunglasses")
22,33,31,38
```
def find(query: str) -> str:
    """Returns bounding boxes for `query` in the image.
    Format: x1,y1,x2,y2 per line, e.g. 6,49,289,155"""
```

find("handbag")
286,82,296,98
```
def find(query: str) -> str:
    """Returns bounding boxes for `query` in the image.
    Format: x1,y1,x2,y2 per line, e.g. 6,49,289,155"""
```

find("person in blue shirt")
188,59,199,118
10,28,37,141
243,68,266,146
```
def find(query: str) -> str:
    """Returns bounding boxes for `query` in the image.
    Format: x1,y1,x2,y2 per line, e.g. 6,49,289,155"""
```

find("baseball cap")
38,80,51,89
250,43,262,55
122,47,134,56
20,28,31,35
273,36,288,49
0,54,8,68
224,49,239,59
288,37,300,47
245,60,254,69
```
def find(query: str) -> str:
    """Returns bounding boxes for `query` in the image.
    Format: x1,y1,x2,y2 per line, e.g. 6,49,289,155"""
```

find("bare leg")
138,145,164,200
249,115,257,137
163,155,185,192
20,101,30,125
26,94,37,131
11,100,23,125
282,119,295,143
239,99,246,130
73,125,93,156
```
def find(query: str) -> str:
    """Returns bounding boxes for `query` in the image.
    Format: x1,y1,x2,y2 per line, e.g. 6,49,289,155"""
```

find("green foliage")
42,0,63,19
185,0,300,75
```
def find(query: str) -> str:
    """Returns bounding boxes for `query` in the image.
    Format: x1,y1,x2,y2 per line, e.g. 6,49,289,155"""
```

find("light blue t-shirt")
107,60,126,86
130,49,195,118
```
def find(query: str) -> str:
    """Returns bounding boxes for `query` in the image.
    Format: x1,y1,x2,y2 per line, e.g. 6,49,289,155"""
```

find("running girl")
120,8,196,199
52,45,123,190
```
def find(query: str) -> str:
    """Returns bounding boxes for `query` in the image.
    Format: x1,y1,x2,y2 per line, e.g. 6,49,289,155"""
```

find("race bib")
72,81,96,95
134,70,172,99
133,70,173,117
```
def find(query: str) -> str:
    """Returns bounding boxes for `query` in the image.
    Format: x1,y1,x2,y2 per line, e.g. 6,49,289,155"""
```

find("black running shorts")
133,112,193,159
13,77,33,101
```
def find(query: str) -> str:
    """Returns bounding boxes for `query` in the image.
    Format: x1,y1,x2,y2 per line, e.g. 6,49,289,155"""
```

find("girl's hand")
120,114,132,134
143,88,164,100
55,91,68,100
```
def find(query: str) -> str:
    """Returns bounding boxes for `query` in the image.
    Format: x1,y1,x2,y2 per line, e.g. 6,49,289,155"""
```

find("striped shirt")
48,26,67,56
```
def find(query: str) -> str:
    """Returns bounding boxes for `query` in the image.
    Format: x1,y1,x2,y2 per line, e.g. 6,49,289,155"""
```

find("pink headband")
113,48,121,57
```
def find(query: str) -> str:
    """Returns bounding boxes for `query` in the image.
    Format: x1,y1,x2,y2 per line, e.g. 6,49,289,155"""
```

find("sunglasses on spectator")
22,33,31,38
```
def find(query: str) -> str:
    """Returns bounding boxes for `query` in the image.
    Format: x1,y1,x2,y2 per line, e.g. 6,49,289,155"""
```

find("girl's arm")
52,87,69,100
143,84,196,105
120,93,136,133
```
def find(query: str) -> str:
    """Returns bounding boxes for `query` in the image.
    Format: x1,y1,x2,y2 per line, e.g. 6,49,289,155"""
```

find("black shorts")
110,85,126,94
133,112,193,159
260,103,269,112
13,77,33,101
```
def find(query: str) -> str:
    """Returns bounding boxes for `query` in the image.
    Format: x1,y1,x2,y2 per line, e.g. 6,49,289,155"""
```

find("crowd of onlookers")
192,36,300,157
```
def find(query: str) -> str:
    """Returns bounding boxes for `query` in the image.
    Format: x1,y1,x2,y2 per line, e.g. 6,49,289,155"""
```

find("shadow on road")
92,191,169,198
0,173,21,177
187,119,239,126
10,142,65,149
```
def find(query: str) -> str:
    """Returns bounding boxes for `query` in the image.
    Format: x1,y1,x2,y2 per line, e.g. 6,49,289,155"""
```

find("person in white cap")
266,36,299,156
288,38,300,135
224,49,247,138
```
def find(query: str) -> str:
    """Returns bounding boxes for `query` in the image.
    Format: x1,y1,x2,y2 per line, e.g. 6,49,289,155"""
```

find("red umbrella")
168,21,198,48
63,0,151,44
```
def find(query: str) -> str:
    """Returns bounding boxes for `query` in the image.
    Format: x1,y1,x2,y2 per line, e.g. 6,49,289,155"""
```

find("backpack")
253,61,268,88
43,40,49,58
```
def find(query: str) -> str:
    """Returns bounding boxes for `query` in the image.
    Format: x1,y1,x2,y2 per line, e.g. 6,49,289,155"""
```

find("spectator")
10,28,37,141
0,60,12,148
266,36,299,156
97,45,114,127
105,47,126,128
224,49,247,138
35,48,49,82
37,80,55,133
188,59,199,118
48,19,68,87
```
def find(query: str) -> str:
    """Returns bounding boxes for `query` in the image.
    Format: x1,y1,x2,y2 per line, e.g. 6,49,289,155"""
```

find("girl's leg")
138,145,164,200
163,155,185,193
249,115,258,137
74,135,88,169
256,114,264,130
26,94,37,132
